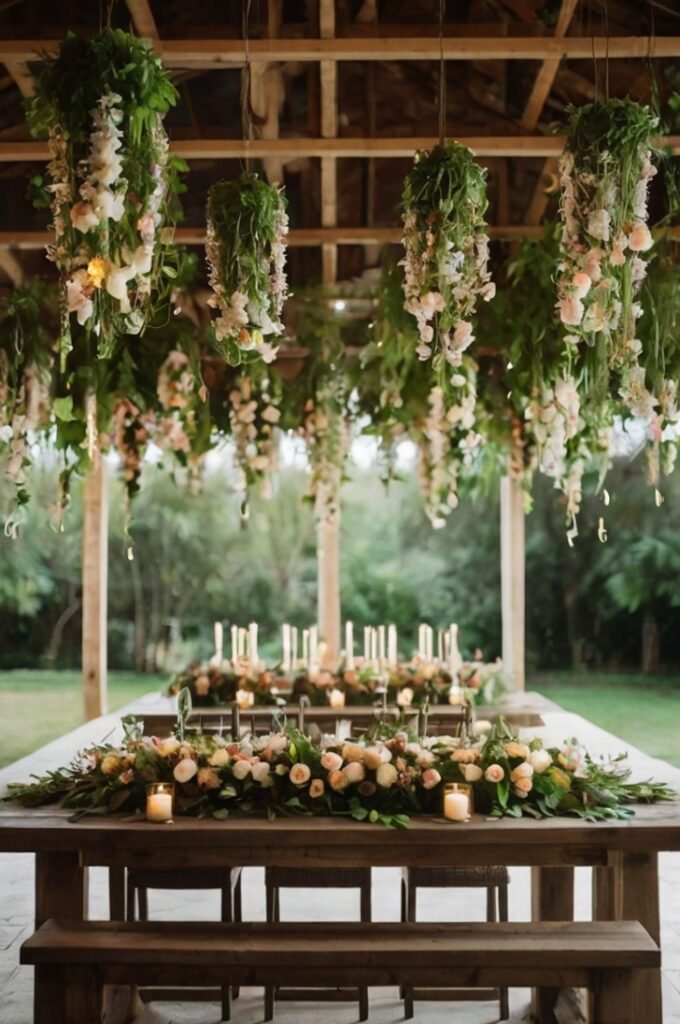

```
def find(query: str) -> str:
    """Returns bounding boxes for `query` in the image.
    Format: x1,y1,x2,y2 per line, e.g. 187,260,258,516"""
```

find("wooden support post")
531,865,575,1023
82,457,108,719
500,471,525,689
317,512,341,664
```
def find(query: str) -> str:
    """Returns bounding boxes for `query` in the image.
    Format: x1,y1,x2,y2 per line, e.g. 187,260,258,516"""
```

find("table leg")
621,852,661,1024
34,852,87,1024
531,865,575,1024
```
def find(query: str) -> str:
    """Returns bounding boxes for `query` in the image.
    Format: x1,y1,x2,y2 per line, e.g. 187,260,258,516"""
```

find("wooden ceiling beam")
1,36,679,65
124,0,159,39
320,0,338,286
2,135,678,161
4,61,34,98
2,226,678,249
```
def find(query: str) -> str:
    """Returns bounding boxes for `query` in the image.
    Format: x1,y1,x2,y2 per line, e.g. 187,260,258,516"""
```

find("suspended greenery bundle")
0,282,54,526
557,100,659,407
26,29,183,365
206,174,289,366
400,142,494,369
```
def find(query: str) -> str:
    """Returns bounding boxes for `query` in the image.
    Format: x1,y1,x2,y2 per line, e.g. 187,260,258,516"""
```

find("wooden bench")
21,918,659,1023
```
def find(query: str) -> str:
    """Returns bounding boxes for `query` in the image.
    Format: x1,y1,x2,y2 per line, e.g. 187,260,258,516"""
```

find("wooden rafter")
1,36,679,66
124,0,159,39
2,226,678,250
320,0,338,286
521,0,579,226
2,135,678,161
4,62,34,98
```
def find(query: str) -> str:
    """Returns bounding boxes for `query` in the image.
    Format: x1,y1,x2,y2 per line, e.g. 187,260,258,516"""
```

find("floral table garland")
6,713,674,827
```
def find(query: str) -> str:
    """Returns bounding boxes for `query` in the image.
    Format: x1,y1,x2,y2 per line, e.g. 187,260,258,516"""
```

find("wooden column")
317,511,341,663
82,457,108,719
500,472,525,689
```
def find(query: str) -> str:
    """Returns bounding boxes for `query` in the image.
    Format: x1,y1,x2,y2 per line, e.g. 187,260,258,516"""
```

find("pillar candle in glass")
443,782,471,822
146,783,174,823
329,687,346,709
236,688,255,709
345,621,355,670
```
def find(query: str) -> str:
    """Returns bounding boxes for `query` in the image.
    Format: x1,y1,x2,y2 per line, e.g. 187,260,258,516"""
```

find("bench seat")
21,918,659,1023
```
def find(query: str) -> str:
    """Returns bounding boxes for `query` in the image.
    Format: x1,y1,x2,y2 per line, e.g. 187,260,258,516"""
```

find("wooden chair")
126,866,242,1021
400,865,510,1020
264,866,371,1021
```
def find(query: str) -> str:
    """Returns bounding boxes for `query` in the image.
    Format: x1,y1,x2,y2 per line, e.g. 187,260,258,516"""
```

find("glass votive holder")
146,782,174,823
235,688,255,709
443,782,472,822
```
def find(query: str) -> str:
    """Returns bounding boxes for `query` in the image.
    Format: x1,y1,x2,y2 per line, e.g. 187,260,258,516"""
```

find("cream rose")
208,747,231,768
321,751,343,772
309,778,325,799
232,760,252,781
362,748,383,771
173,757,198,784
343,761,366,785
461,763,483,783
472,720,492,737
451,748,481,764
289,763,311,787
510,762,534,783
159,737,180,758
341,743,364,763
275,763,290,776
484,764,505,784
529,749,552,774
251,762,272,786
376,763,399,788
558,745,582,772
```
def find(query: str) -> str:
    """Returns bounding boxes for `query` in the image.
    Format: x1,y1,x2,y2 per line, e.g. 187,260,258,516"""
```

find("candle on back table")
388,624,397,667
282,623,290,672
291,626,298,669
248,622,259,673
302,628,310,668
449,623,462,678
364,626,370,662
437,629,444,665
309,624,319,667
231,625,238,665
378,624,386,666
345,620,355,670
214,622,223,662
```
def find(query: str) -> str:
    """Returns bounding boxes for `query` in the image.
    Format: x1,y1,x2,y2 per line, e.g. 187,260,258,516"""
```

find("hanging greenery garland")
205,173,289,366
400,142,494,368
224,367,282,500
26,29,183,365
556,100,659,411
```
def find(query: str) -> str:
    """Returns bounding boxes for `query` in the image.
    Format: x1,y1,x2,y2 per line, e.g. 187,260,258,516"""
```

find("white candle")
437,630,444,665
329,688,346,709
388,624,397,667
364,626,370,662
378,625,386,666
214,622,223,661
302,629,310,668
310,625,319,667
444,790,470,821
231,625,238,665
448,686,464,706
236,688,255,709
291,626,298,669
146,788,173,823
345,621,355,670
449,623,462,678
417,624,425,659
282,623,290,672
370,627,378,667
425,626,433,663
248,622,259,673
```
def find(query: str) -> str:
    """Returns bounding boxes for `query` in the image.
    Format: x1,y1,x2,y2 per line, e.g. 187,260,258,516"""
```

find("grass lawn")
0,670,165,769
531,671,680,768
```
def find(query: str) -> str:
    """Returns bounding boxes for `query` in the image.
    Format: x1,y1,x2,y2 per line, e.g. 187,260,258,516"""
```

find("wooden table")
0,702,676,1024
0,800,677,1024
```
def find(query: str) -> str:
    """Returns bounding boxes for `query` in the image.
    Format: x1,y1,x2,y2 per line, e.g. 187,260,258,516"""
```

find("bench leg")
65,965,102,1024
34,966,66,1024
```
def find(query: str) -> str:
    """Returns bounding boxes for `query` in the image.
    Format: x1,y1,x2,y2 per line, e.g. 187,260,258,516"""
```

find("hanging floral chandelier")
400,142,494,368
556,99,659,408
26,30,182,365
205,174,289,366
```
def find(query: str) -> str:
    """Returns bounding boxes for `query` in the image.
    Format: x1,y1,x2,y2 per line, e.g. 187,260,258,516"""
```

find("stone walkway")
1,698,679,1023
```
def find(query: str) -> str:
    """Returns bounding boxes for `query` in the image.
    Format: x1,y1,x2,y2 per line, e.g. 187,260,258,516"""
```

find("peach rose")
309,778,325,799
362,748,382,771
484,764,505,784
461,763,483,783
376,763,398,788
343,761,366,785
421,768,441,790
341,743,365,763
328,769,350,792
197,767,221,790
504,741,530,760
321,751,343,772
510,762,534,783
173,757,198,784
514,776,533,797
289,763,311,787
194,674,210,697
451,748,481,764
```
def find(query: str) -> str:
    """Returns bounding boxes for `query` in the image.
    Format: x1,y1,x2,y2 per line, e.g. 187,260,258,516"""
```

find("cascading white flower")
228,374,281,498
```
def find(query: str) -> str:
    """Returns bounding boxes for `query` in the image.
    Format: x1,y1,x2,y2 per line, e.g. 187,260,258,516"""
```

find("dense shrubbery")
0,448,679,675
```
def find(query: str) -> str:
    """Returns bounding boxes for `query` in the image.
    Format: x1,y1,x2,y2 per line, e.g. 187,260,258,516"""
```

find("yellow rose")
209,747,231,768
549,766,572,790
100,754,122,776
86,257,108,288
504,741,531,760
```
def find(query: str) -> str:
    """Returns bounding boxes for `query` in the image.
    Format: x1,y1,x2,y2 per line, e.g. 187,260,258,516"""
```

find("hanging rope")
438,0,446,146
240,0,254,171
